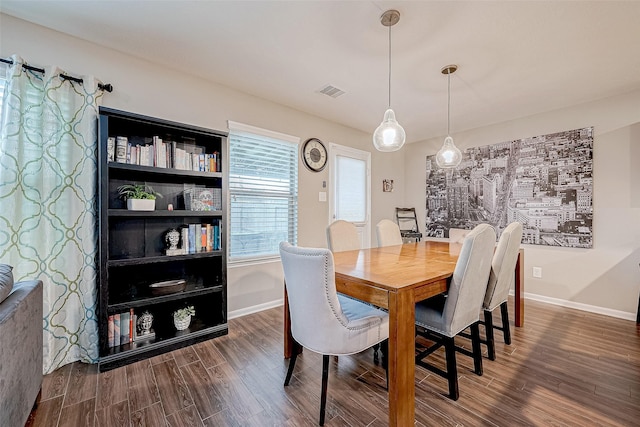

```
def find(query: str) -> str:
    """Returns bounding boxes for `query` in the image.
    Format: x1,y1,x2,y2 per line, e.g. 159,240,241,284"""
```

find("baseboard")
233,293,638,323
228,298,283,320
520,291,637,321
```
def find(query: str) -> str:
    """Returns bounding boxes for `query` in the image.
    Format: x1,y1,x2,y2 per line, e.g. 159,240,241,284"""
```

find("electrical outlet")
532,266,542,278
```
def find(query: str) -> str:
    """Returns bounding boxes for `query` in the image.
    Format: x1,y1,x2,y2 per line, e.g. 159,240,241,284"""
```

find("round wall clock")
301,138,328,172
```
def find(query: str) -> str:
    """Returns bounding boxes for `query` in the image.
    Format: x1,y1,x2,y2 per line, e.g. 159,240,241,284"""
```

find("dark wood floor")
26,298,640,427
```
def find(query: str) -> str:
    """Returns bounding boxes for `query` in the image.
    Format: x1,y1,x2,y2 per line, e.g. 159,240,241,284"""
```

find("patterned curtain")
0,55,103,374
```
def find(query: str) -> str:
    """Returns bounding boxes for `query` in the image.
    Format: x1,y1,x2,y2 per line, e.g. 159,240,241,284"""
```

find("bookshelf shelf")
107,250,223,267
108,209,223,218
107,284,224,313
108,161,223,179
98,107,228,371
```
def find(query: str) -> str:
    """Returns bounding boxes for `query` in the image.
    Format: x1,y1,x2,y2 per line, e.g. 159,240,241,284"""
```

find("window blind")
228,123,299,262
336,155,366,222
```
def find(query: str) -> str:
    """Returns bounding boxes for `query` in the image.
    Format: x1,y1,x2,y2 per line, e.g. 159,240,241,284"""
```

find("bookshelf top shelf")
108,162,222,178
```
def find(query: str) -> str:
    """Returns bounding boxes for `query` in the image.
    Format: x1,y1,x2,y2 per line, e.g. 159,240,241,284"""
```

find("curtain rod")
0,57,113,92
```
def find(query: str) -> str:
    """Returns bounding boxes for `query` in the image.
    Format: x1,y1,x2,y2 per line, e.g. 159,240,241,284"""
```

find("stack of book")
107,309,135,347
106,135,221,172
167,221,221,256
107,309,156,347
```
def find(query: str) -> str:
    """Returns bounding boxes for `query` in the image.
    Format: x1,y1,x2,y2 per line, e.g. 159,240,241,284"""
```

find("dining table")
283,240,524,427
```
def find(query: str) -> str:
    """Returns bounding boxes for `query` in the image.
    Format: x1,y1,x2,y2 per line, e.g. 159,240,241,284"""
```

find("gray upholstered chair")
280,242,389,425
448,227,470,244
326,220,360,252
414,223,496,400
0,264,43,427
327,220,386,363
375,219,403,247
482,221,523,360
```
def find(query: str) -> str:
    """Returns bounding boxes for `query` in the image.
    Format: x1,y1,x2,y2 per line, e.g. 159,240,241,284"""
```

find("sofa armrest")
0,279,44,427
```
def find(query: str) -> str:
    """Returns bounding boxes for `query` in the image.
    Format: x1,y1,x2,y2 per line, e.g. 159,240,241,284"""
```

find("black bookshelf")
97,107,228,371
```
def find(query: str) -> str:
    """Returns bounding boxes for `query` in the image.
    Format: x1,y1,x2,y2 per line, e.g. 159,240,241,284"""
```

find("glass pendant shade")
373,108,406,152
435,136,462,168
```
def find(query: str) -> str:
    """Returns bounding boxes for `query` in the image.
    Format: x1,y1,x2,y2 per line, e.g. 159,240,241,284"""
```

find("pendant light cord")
447,70,451,136
388,24,392,109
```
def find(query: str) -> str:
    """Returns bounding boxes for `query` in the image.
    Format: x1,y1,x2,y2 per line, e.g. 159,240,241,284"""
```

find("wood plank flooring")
26,298,640,426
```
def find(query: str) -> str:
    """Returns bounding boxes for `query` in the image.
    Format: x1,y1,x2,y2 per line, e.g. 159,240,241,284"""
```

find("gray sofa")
0,266,43,427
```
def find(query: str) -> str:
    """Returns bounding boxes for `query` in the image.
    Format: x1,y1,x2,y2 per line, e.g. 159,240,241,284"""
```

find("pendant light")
435,65,462,168
373,9,406,152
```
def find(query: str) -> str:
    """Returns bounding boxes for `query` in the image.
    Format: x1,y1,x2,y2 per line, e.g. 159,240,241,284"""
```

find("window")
228,121,299,263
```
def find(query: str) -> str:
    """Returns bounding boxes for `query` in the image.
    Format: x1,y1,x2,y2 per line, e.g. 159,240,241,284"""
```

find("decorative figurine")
164,228,182,255
136,310,155,340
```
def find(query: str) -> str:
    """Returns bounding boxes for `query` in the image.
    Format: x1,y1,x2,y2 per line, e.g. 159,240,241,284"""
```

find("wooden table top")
332,240,461,292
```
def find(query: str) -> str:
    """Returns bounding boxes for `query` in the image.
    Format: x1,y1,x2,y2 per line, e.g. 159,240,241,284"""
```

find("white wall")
404,90,640,318
5,13,637,320
0,14,404,316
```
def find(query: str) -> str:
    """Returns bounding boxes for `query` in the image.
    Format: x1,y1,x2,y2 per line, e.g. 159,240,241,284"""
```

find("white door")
328,143,371,248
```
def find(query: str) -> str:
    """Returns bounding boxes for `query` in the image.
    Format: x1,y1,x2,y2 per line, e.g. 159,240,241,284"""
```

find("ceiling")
2,1,640,143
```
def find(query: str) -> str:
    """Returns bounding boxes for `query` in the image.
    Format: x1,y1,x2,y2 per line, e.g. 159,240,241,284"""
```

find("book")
120,311,130,344
213,222,219,250
107,315,114,347
113,313,121,346
181,226,189,255
195,224,202,252
115,136,128,163
132,314,137,340
201,224,208,250
107,137,115,162
206,223,213,251
129,308,134,343
214,151,221,172
188,224,196,253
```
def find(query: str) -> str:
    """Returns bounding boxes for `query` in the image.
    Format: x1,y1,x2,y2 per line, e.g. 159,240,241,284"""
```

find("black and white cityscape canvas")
425,127,593,248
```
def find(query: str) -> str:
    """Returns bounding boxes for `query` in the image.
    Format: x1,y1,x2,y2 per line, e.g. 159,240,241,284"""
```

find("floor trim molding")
228,298,283,320
233,294,637,323
522,291,637,321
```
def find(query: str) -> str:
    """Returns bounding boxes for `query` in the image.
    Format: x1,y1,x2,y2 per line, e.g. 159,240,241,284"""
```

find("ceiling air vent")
318,84,346,98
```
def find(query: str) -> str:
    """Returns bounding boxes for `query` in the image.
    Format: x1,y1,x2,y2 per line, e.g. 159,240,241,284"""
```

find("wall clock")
301,138,328,172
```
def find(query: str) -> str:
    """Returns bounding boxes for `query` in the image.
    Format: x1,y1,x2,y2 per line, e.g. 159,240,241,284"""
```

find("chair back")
448,228,470,244
484,222,523,311
280,242,359,354
326,220,360,252
442,224,496,336
376,219,403,247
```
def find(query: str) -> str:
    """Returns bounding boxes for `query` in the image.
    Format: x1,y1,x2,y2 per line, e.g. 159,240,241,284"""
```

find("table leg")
515,249,524,327
387,290,415,426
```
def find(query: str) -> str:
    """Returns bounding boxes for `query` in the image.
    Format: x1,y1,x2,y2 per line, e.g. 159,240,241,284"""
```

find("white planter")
127,198,155,211
174,315,191,331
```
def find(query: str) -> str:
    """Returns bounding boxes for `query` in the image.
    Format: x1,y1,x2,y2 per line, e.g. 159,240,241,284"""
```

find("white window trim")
227,120,300,266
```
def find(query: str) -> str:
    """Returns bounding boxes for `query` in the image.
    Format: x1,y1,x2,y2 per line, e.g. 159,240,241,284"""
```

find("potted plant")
117,183,162,211
173,305,195,331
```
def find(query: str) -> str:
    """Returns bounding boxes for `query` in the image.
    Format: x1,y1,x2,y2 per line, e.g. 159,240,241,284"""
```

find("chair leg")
484,309,496,361
373,343,380,365
284,352,298,386
470,322,483,376
319,354,330,426
500,302,512,345
380,339,389,389
443,336,459,401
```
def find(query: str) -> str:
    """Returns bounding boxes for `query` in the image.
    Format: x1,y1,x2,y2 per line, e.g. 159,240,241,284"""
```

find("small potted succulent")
173,305,195,331
117,183,162,211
